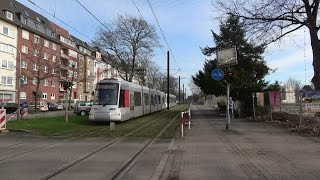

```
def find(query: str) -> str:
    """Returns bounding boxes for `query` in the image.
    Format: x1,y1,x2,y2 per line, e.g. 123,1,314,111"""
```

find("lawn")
7,105,189,138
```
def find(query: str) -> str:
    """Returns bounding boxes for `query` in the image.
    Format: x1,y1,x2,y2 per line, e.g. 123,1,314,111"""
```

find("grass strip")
7,105,188,138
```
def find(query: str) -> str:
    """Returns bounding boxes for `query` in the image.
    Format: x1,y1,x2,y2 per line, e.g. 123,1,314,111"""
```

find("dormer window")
5,11,13,21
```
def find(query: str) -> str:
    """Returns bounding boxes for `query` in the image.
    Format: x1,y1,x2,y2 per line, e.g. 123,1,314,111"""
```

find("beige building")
0,17,18,102
72,36,94,101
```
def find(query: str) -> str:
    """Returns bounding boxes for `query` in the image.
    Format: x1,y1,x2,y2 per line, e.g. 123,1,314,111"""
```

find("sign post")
215,47,238,131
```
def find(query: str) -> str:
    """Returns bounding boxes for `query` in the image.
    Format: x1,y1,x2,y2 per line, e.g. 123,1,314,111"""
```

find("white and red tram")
89,78,177,122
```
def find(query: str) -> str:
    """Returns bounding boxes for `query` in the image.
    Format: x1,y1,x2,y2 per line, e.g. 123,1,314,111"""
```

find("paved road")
162,105,320,180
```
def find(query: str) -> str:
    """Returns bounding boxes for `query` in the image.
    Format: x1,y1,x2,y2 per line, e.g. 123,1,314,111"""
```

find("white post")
252,92,256,120
226,83,230,131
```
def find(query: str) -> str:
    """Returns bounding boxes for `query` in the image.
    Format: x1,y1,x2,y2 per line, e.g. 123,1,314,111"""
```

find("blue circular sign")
211,68,224,81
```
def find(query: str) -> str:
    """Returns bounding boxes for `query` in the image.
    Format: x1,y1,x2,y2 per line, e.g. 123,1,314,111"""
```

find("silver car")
73,101,93,116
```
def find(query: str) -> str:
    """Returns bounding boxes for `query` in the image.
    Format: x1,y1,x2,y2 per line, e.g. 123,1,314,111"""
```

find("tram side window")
158,95,161,104
134,92,141,106
151,95,154,105
119,89,130,108
119,90,124,107
144,93,149,105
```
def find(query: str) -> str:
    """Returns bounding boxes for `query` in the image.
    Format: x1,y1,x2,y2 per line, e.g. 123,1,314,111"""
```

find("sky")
16,0,314,94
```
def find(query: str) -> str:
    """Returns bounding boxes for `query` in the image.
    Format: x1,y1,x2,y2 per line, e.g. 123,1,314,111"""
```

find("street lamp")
14,46,21,121
4,43,21,120
2,43,21,120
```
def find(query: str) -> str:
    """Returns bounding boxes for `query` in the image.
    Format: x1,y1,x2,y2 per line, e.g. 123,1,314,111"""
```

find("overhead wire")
145,0,181,74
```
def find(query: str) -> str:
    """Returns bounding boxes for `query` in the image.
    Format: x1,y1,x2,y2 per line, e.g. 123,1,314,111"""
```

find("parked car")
2,102,18,114
47,102,58,111
56,104,64,110
57,99,79,109
74,101,93,116
29,101,49,112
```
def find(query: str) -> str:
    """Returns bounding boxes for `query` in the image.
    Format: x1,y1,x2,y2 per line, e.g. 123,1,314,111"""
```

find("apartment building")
0,0,120,104
49,22,79,100
72,35,94,101
2,1,61,103
0,2,18,102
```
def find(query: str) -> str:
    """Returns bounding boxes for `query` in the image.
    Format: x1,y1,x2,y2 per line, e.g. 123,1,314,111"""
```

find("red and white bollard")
181,109,192,137
181,112,184,138
0,109,6,131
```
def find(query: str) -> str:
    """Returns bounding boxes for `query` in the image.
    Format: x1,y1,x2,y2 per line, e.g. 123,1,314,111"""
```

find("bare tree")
215,0,320,89
22,43,60,111
93,14,160,82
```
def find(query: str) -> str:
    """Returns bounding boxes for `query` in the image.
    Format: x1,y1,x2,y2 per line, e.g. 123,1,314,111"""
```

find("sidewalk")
162,104,320,180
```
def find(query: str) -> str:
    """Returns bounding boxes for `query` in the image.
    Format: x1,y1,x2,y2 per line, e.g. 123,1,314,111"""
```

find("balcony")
61,53,69,59
60,64,68,70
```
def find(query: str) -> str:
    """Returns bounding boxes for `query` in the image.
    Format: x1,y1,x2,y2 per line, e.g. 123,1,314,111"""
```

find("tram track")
0,107,177,163
40,105,187,180
0,127,107,162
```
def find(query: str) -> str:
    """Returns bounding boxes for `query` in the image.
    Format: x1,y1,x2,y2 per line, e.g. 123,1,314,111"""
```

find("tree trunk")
310,28,320,89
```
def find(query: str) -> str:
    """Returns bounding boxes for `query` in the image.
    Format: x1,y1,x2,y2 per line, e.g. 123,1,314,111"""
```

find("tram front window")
95,83,119,105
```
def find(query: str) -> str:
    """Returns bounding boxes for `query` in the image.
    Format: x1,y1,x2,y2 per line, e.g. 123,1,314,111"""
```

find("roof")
0,0,60,42
301,85,313,91
71,35,94,51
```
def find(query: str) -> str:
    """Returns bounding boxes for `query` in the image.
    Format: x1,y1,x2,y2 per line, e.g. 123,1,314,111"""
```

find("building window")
44,65,48,73
44,39,49,47
50,93,55,100
5,11,13,21
42,93,47,100
22,45,28,54
0,43,14,54
32,63,38,71
21,60,28,68
1,60,14,69
43,52,49,60
52,68,55,74
32,78,37,85
20,92,26,99
52,55,56,62
34,35,40,44
44,79,48,86
69,49,77,58
1,76,13,85
22,30,29,40
33,49,39,57
2,27,14,38
52,43,56,50
51,80,55,87
21,75,27,84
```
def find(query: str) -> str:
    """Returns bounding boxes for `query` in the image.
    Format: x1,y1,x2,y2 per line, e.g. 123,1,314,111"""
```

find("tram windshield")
94,83,119,105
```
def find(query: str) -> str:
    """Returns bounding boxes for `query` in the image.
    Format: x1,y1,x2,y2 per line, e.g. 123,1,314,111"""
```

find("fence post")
299,93,303,127
270,105,273,121
188,109,191,129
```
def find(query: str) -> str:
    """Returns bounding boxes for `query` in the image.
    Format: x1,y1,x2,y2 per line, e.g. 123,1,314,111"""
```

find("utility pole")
178,76,180,105
185,88,187,103
167,51,170,110
182,84,184,104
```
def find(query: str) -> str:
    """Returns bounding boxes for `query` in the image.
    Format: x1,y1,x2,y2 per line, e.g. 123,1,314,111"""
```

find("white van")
57,99,79,109
29,101,49,111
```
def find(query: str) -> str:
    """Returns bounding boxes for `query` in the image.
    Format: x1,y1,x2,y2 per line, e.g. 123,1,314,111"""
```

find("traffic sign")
211,68,224,81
